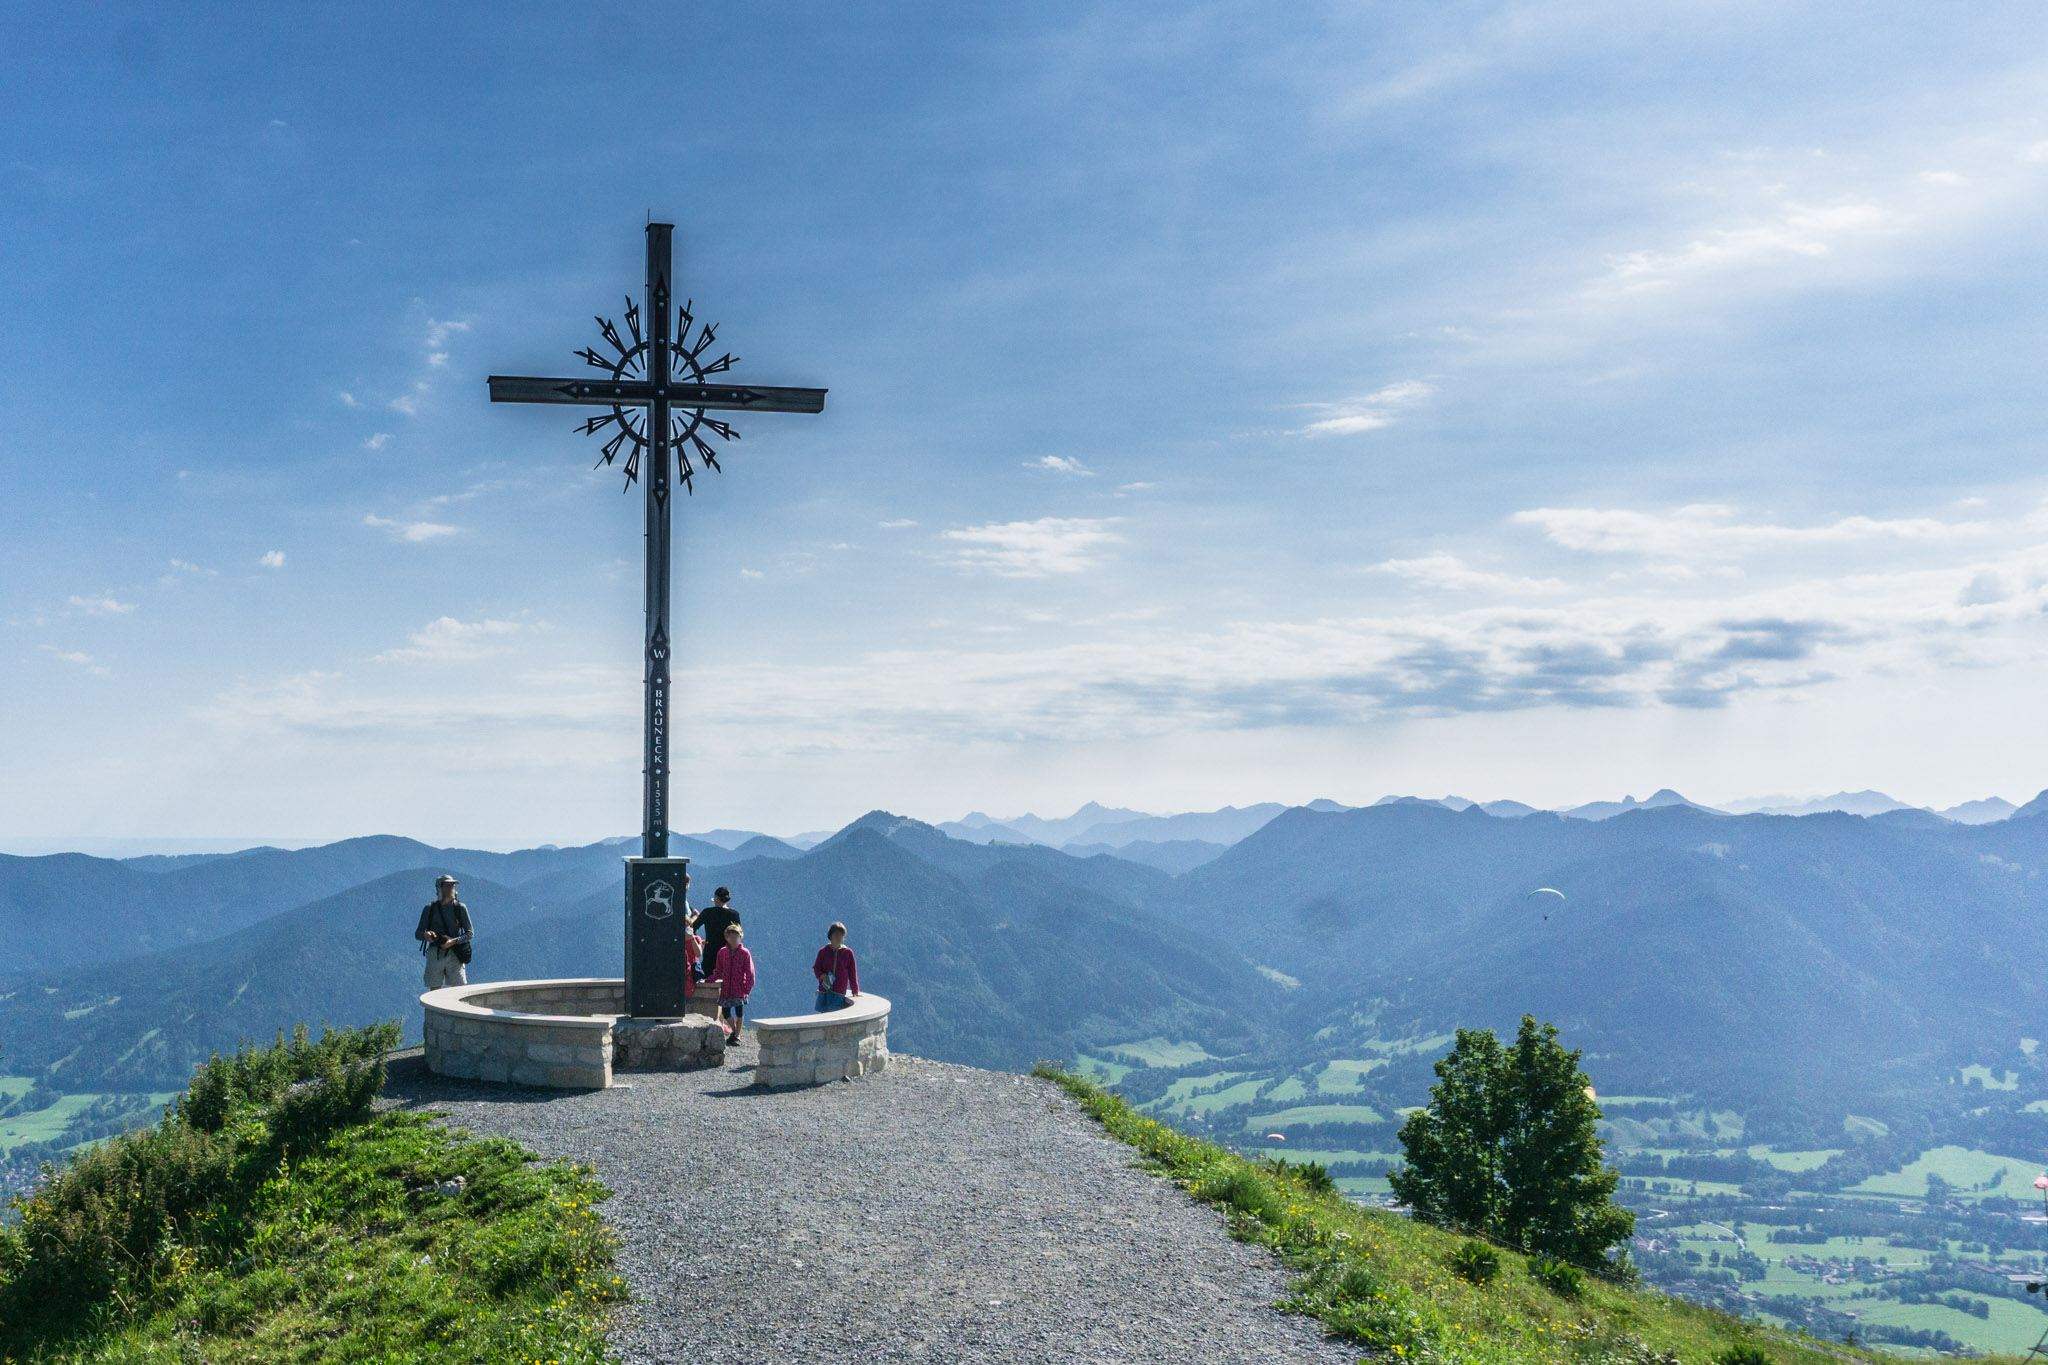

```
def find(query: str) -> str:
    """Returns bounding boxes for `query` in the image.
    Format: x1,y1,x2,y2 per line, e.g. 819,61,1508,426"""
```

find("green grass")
16,1112,624,1362
0,1076,33,1101
1959,1064,2020,1090
1038,1066,1904,1364
1315,1059,1387,1093
1107,1037,1214,1067
1247,1102,1386,1132
1264,1075,1309,1102
1747,1145,1844,1172
1155,1070,1248,1108
1853,1145,2045,1198
1,1026,622,1363
1071,1053,1133,1086
1183,1078,1269,1115
1854,1295,2048,1356
0,1093,99,1153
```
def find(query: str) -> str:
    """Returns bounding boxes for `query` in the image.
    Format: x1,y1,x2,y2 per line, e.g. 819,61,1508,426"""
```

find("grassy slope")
1041,1068,2040,1365
2,1037,622,1363
66,1113,623,1362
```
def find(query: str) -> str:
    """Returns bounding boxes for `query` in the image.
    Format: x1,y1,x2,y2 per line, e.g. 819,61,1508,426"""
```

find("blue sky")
6,3,2048,847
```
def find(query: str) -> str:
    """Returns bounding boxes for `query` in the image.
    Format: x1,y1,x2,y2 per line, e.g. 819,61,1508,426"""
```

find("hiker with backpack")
416,873,473,988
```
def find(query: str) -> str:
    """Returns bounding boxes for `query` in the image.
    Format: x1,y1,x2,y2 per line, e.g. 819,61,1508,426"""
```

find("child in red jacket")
710,923,756,1043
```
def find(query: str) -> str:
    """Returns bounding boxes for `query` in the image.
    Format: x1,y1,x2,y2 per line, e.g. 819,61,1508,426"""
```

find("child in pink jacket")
710,923,756,1043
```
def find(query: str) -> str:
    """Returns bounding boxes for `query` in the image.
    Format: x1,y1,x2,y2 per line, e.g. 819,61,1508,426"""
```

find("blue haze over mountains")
4,786,2046,1134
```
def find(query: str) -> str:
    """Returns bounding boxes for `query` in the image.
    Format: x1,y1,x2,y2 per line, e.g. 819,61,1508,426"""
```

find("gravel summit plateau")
382,1050,1356,1364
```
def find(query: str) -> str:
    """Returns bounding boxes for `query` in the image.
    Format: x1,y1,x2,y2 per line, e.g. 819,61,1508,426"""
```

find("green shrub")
1716,1347,1773,1365
1200,1162,1286,1223
1528,1252,1584,1298
1261,1155,1337,1195
1449,1238,1502,1283
0,1021,398,1347
178,1021,397,1134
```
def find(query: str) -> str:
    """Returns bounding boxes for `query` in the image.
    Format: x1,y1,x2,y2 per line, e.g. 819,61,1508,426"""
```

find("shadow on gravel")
381,1051,784,1105
379,1052,603,1107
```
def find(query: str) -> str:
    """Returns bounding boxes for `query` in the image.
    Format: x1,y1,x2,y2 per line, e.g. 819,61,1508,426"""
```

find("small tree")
1388,1026,1507,1234
1391,1016,1634,1269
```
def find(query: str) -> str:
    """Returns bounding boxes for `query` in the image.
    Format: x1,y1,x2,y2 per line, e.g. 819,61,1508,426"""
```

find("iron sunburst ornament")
574,295,742,491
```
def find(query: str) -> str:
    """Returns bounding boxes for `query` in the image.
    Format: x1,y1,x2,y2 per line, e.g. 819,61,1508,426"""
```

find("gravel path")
382,1048,1357,1364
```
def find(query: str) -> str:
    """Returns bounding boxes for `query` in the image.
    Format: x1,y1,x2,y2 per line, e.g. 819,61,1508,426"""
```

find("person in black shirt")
696,886,740,982
415,874,473,989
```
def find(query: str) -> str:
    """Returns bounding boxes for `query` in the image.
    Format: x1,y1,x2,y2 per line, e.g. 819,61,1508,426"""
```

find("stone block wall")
613,1015,726,1071
421,978,616,1090
421,980,891,1093
754,994,891,1088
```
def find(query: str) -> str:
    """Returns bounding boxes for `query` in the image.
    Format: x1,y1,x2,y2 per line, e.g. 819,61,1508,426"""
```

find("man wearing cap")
415,874,473,989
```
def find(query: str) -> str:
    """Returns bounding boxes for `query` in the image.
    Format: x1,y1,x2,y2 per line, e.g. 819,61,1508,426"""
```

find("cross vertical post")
487,221,826,1018
643,224,673,861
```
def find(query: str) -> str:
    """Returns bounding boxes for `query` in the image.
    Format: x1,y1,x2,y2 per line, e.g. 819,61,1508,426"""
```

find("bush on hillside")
0,1021,398,1342
1262,1155,1337,1195
1528,1252,1584,1298
1449,1239,1501,1283
1715,1346,1773,1365
1390,1015,1634,1270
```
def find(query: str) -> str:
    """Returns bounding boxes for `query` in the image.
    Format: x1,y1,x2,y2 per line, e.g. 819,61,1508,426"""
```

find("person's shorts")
816,991,850,1012
719,999,746,1021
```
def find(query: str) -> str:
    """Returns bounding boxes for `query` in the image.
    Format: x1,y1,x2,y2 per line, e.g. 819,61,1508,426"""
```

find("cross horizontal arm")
488,376,827,413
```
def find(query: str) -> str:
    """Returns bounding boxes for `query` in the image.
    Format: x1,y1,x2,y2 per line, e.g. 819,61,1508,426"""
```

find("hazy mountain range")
5,791,2047,1137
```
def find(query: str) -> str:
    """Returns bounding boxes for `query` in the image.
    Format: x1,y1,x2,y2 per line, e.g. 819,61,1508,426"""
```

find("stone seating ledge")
752,992,891,1089
420,978,889,1092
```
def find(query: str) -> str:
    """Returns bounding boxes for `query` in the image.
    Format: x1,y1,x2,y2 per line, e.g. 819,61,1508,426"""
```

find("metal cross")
488,223,825,860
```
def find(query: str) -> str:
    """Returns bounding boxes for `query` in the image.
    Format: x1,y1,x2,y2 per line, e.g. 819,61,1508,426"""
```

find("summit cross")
487,222,826,863
488,222,825,1019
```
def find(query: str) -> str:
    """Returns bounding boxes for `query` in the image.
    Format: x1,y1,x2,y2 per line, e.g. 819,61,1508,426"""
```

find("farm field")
1854,1146,2044,1200
0,1093,99,1153
1093,1041,2048,1359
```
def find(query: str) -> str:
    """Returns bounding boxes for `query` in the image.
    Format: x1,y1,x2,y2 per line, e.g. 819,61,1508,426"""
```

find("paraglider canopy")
1528,886,1567,920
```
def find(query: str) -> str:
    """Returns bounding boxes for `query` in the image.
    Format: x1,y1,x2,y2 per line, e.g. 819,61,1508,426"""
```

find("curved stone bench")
753,993,891,1089
422,977,718,1090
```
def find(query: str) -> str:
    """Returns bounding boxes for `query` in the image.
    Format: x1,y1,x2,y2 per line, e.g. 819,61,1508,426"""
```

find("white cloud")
39,645,109,676
338,391,359,408
68,594,135,616
376,616,527,664
1118,482,1158,493
388,388,422,417
1026,455,1095,476
1293,380,1434,438
363,432,392,451
878,519,919,530
1371,553,1566,595
1596,201,1902,298
942,516,1125,578
260,550,286,569
425,319,471,350
167,559,217,578
427,351,449,367
363,514,459,543
423,478,513,508
1512,503,1988,557
740,568,765,580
